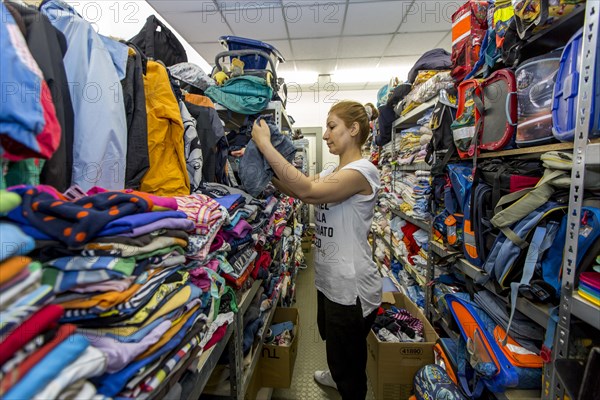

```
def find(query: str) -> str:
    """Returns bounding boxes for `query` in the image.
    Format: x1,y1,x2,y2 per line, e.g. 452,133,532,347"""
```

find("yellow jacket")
140,61,190,196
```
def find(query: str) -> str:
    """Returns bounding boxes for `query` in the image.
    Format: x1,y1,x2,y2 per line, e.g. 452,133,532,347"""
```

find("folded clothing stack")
373,307,425,343
0,190,107,400
578,272,600,306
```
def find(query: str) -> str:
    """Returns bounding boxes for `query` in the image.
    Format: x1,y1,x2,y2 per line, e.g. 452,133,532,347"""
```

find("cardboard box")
260,307,299,388
367,293,439,400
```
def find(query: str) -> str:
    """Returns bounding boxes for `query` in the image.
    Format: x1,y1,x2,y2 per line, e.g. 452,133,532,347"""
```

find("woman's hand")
230,148,245,158
251,119,272,151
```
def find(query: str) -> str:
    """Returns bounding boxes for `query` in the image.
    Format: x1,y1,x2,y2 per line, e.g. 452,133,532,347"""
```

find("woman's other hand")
230,148,245,158
251,119,271,151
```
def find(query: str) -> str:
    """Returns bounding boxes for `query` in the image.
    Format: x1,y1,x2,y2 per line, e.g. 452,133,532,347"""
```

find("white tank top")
313,159,382,317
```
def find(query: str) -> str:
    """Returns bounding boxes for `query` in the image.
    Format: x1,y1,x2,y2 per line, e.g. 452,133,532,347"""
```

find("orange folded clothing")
0,256,31,285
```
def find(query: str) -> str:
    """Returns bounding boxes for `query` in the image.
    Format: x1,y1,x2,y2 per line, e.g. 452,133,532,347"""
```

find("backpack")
446,293,543,398
515,51,562,147
452,79,483,158
414,365,466,400
452,70,518,158
478,69,518,152
552,27,600,142
425,96,458,175
442,164,473,251
469,159,543,265
129,15,188,67
451,1,490,82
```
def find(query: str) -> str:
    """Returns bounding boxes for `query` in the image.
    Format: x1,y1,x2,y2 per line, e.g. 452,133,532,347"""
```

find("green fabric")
1,159,44,189
0,190,22,215
205,76,273,115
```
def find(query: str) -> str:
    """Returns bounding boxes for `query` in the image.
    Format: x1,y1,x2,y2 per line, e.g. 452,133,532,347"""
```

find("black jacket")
122,44,150,190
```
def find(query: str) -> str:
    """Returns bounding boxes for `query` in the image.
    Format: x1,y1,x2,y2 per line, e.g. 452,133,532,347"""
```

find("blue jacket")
41,0,129,191
239,118,297,197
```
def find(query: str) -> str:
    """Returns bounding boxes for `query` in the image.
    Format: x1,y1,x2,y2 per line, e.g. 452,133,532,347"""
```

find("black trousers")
317,291,378,400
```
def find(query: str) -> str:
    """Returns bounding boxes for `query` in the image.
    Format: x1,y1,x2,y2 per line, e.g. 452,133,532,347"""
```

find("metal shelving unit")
393,97,438,130
544,3,600,398
390,209,431,232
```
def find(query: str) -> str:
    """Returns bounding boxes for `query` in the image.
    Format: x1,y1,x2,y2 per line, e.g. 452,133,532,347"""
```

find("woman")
252,100,382,400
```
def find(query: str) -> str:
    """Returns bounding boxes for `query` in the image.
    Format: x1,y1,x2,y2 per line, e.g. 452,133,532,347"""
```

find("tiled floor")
271,250,375,400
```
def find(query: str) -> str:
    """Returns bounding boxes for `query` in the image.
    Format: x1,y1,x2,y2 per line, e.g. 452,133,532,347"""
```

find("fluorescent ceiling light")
279,70,319,85
330,66,413,84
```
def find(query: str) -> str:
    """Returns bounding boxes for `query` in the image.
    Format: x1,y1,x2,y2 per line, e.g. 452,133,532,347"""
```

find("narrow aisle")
272,249,375,400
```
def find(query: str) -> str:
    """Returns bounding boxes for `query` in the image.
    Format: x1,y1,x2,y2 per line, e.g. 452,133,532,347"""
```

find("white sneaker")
314,370,338,389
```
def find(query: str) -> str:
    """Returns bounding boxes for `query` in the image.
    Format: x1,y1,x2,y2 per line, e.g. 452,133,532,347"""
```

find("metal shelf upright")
544,2,600,399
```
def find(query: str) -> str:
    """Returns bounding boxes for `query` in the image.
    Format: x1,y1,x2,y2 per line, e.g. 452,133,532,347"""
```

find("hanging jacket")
129,15,188,67
0,3,61,163
178,100,203,193
140,61,190,196
184,94,227,183
6,1,74,192
122,45,149,190
41,0,128,191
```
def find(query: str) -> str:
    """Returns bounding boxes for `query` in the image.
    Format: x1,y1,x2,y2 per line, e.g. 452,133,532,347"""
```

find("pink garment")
7,184,61,199
89,320,171,373
222,220,252,241
174,194,224,235
188,267,211,291
70,276,136,294
209,232,225,253
87,187,178,210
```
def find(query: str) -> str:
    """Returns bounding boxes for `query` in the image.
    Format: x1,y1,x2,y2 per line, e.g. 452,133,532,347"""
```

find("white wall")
285,88,379,169
286,88,379,128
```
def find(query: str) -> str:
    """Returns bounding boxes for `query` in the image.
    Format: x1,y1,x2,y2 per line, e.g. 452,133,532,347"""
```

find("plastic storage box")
515,51,561,147
552,27,600,142
219,36,285,70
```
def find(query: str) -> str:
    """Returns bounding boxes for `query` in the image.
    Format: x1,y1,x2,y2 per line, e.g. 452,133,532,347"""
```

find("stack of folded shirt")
412,170,432,220
392,172,419,214
578,272,600,306
1,191,106,399
389,171,431,220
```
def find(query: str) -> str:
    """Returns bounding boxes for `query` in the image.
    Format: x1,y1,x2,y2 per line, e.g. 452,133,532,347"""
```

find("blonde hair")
328,100,370,145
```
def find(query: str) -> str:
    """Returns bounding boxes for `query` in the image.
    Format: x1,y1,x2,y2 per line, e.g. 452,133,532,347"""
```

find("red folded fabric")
203,323,229,351
0,304,63,365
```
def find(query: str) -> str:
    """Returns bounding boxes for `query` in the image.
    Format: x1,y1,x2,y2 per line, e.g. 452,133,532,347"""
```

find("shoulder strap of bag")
503,226,547,344
457,336,487,399
491,169,567,248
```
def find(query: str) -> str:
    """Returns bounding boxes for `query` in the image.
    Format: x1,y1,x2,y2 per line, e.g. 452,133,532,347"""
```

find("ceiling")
147,0,454,90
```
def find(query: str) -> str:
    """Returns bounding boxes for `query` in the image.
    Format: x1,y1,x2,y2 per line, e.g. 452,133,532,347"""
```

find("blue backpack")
414,365,466,400
446,293,543,398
